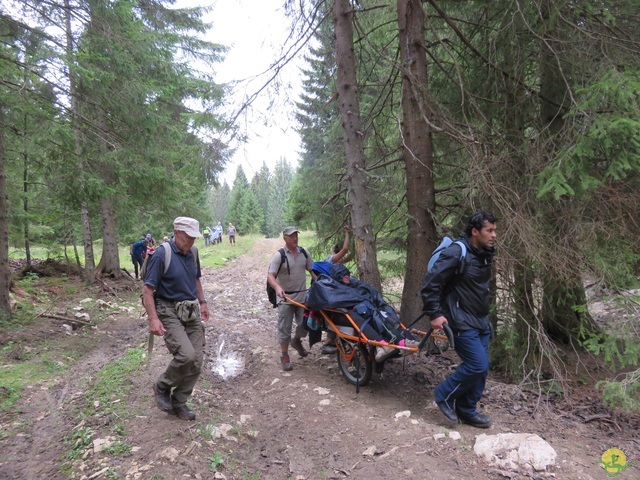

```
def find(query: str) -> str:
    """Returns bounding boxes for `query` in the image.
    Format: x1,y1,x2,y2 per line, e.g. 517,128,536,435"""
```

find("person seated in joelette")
327,264,418,362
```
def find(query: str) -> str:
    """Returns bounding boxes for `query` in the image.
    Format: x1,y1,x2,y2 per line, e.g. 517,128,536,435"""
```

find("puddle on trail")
211,336,244,380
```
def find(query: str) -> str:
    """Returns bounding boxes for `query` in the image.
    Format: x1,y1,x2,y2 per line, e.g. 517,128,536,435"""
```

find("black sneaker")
436,401,458,423
458,412,492,428
153,383,173,412
172,404,196,421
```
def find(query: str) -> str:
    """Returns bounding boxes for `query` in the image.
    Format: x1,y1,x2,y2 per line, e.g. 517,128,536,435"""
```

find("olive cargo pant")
155,298,206,407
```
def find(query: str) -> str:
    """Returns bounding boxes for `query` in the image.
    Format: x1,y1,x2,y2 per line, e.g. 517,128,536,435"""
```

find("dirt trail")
0,237,637,480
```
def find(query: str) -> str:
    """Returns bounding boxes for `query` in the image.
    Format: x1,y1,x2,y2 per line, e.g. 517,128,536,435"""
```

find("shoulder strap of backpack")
162,242,198,274
453,240,467,275
162,242,172,274
191,245,199,269
276,248,287,276
276,247,307,277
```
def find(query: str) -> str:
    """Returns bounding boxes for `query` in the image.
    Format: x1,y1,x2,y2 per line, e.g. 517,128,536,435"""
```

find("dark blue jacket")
420,235,494,331
131,240,147,259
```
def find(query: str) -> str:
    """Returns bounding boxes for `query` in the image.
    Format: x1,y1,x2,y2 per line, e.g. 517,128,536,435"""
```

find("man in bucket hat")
142,216,209,420
267,227,315,371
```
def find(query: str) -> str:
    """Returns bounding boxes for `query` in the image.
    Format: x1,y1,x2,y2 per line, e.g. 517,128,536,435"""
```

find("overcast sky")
204,0,306,185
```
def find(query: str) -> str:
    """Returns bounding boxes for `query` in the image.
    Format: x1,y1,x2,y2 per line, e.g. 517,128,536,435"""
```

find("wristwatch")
199,299,207,305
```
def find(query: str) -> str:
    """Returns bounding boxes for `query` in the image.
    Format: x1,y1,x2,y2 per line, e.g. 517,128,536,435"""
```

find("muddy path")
0,237,638,479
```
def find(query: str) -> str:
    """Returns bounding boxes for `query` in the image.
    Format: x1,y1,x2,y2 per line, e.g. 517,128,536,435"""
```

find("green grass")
8,245,51,260
82,347,146,418
195,234,257,268
377,248,406,276
59,348,145,465
209,451,225,471
0,340,85,411
103,441,133,457
65,426,94,459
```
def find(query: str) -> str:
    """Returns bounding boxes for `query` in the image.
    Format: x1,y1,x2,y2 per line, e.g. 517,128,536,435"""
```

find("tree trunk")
332,0,381,291
0,106,11,319
542,277,596,343
65,0,95,283
538,0,598,342
95,196,121,277
397,0,437,322
22,149,31,267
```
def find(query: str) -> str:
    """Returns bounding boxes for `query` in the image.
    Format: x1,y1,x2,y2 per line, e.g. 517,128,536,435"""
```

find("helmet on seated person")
330,264,351,284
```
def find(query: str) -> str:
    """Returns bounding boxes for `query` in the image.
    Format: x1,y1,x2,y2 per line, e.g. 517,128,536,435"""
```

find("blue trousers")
434,327,491,418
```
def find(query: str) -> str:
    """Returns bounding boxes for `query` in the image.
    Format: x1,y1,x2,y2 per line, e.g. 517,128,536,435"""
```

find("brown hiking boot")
281,354,293,371
290,337,308,357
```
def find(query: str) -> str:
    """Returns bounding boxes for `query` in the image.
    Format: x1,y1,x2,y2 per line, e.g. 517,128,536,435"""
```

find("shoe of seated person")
321,343,338,355
375,345,395,362
401,339,421,356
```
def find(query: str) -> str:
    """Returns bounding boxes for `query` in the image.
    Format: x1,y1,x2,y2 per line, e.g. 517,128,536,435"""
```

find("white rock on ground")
474,433,557,471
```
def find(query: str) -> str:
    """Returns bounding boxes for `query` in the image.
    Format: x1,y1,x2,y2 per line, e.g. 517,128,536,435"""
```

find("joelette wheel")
336,339,372,386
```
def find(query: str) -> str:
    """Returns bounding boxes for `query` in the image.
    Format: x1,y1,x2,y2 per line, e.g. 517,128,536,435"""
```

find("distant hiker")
145,233,156,247
142,216,209,421
421,210,497,428
267,227,315,371
130,239,148,280
203,225,211,246
213,222,223,244
228,223,237,245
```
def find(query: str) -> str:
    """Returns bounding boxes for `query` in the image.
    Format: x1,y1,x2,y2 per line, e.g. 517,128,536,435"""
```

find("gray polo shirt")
268,246,312,303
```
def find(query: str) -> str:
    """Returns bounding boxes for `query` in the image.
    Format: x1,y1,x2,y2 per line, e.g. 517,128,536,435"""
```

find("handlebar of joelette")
420,323,455,350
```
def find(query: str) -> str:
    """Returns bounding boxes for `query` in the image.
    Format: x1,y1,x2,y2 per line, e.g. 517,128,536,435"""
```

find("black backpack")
266,247,309,308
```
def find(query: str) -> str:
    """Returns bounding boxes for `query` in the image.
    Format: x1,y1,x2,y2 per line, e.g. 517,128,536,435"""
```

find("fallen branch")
581,413,611,422
40,313,93,325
